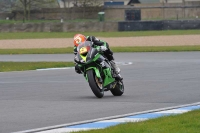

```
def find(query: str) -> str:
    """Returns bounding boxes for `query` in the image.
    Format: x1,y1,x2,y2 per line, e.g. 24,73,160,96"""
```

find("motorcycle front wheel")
87,69,104,98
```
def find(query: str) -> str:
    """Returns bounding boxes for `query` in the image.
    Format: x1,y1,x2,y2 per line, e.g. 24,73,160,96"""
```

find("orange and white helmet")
73,34,86,47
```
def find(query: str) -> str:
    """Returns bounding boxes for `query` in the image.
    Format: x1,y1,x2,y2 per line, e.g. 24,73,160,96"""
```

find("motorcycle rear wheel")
87,69,104,98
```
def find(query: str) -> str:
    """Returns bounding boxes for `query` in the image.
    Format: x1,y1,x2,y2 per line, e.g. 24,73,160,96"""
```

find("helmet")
73,34,86,47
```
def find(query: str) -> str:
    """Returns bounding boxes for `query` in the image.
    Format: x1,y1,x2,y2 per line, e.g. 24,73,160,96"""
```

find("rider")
73,34,122,80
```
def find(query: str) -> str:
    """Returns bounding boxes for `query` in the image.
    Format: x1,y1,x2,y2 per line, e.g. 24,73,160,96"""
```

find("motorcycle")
74,41,124,98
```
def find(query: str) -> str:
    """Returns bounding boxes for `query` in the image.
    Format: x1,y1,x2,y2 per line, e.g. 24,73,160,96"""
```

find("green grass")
0,19,60,24
0,30,200,40
111,46,200,52
0,19,99,24
1,46,199,72
0,46,200,54
0,62,74,72
77,109,200,133
0,48,73,54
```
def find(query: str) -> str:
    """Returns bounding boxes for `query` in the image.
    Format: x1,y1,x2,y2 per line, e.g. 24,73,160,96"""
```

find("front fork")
85,67,101,81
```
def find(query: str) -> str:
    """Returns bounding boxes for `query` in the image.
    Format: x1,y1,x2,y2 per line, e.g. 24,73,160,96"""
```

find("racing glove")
98,46,107,52
75,63,82,74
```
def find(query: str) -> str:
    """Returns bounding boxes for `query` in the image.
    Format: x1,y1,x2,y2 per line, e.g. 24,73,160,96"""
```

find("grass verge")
0,46,200,54
0,19,98,24
111,46,200,52
0,48,73,54
0,62,74,72
77,109,200,133
0,30,200,40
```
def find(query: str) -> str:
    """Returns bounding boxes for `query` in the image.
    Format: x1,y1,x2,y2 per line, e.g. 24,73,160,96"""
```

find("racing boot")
115,73,123,81
110,60,120,74
110,60,123,80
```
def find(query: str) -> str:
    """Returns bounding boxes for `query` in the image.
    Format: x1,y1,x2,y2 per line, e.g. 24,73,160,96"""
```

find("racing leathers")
74,36,122,80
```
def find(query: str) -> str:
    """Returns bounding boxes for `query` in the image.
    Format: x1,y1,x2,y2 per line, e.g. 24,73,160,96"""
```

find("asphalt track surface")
1,52,200,133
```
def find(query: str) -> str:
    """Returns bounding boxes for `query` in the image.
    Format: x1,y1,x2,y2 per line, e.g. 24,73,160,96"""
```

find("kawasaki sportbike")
74,41,124,98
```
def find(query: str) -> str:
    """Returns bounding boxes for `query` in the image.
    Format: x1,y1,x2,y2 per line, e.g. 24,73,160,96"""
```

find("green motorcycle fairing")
76,41,116,88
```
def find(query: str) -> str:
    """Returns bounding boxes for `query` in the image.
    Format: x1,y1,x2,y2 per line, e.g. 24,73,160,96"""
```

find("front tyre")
87,69,104,98
110,80,124,96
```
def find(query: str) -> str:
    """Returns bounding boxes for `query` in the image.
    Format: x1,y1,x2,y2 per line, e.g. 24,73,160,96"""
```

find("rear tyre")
110,80,124,96
87,69,104,98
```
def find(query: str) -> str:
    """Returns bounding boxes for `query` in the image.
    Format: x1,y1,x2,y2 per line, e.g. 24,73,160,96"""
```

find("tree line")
0,0,141,21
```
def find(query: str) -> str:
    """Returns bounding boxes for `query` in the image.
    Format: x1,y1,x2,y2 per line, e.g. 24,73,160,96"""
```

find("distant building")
57,0,74,8
104,0,130,5
57,0,200,8
139,0,160,3
128,0,200,4
104,0,169,5
160,0,200,3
